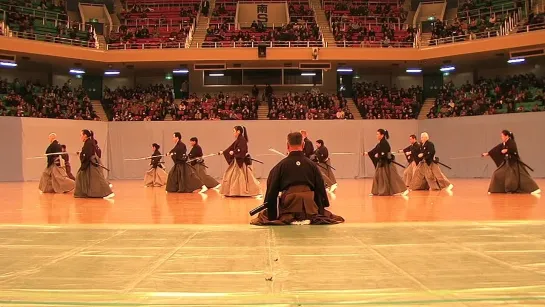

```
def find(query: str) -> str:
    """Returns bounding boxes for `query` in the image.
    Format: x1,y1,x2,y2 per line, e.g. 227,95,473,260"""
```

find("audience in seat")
428,15,504,45
103,86,259,121
267,91,354,120
111,0,199,48
427,74,545,118
0,79,98,120
168,92,259,120
103,84,175,121
353,82,423,119
325,0,412,47
205,0,323,47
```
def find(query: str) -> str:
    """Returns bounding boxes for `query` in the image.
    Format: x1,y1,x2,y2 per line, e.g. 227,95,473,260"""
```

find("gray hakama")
38,158,75,193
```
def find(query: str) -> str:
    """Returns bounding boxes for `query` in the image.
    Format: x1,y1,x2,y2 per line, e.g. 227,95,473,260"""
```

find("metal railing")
321,0,399,7
330,40,415,48
426,10,519,46
197,40,324,48
123,17,195,27
0,3,68,21
0,8,92,32
8,30,98,48
107,41,187,49
330,15,404,29
457,3,517,20
124,0,203,11
515,21,545,33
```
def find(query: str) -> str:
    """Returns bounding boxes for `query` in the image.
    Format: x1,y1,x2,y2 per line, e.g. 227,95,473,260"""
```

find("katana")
450,155,482,160
26,152,75,159
124,153,172,161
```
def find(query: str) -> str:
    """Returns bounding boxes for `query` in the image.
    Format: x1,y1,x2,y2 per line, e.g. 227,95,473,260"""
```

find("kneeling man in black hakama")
251,132,344,226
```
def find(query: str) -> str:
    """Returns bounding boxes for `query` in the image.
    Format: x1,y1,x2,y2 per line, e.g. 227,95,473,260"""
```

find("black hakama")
220,135,261,197
38,140,75,193
74,139,113,198
144,149,167,187
61,153,76,180
189,145,220,189
487,140,540,194
166,142,205,193
313,146,337,189
251,151,344,225
402,143,421,187
409,140,451,191
367,139,407,196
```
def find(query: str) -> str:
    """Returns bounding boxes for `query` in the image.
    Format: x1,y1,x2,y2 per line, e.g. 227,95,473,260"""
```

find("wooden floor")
0,179,543,224
0,179,545,306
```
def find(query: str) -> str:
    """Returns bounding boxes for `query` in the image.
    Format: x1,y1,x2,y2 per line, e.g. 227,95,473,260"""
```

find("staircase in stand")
97,35,107,50
346,98,362,119
257,104,269,120
309,0,336,47
190,16,209,48
91,100,108,121
418,98,436,120
419,32,432,47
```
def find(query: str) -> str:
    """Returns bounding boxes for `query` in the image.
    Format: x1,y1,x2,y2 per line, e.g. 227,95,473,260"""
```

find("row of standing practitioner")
38,126,265,198
363,129,541,196
38,127,541,199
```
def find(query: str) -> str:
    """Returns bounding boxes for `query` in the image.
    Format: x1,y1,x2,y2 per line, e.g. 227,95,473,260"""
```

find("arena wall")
2,112,544,182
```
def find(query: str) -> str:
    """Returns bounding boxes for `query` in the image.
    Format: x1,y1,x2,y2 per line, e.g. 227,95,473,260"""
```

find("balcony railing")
107,41,187,49
8,31,98,48
330,40,415,48
0,3,68,21
197,40,324,48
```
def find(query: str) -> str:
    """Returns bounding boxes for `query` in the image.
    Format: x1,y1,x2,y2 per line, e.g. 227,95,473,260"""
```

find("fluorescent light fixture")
104,71,120,76
443,72,450,76
69,69,85,74
0,61,17,67
507,58,525,64
209,73,224,77
173,69,189,74
439,66,455,72
337,68,353,72
406,68,422,73
301,72,316,76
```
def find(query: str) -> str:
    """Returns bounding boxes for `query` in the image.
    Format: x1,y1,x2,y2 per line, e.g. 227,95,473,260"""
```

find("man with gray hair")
409,132,453,191
251,132,344,225
38,133,75,193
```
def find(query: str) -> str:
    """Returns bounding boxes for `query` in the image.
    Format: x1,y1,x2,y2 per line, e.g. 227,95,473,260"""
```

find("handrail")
0,3,68,21
457,3,516,20
197,40,324,48
332,40,414,48
124,0,203,11
8,30,98,48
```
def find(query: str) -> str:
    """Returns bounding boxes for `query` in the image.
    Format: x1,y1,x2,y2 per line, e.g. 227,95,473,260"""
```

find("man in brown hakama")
251,132,344,226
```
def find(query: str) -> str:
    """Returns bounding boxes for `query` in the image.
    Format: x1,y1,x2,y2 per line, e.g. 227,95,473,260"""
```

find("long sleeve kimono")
487,138,539,193
189,144,220,189
313,146,337,188
144,149,167,187
38,140,74,194
367,138,406,196
74,138,112,198
251,151,344,225
165,141,204,193
219,135,261,197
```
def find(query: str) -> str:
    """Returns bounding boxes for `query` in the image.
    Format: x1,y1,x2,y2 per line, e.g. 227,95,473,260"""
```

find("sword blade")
268,148,287,157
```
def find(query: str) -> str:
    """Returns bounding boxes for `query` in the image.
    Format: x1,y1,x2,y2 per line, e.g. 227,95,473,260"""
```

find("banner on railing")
236,2,288,27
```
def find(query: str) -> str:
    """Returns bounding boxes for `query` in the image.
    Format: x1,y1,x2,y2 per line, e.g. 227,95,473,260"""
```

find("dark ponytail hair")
82,129,92,138
409,134,417,140
174,132,182,141
234,126,249,142
502,130,515,140
378,129,389,139
152,143,160,150
316,139,324,146
190,137,198,144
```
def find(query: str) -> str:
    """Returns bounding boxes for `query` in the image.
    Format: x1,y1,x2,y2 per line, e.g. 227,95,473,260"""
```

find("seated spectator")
354,82,423,119
103,84,175,121
267,91,353,120
0,79,98,120
427,74,545,119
